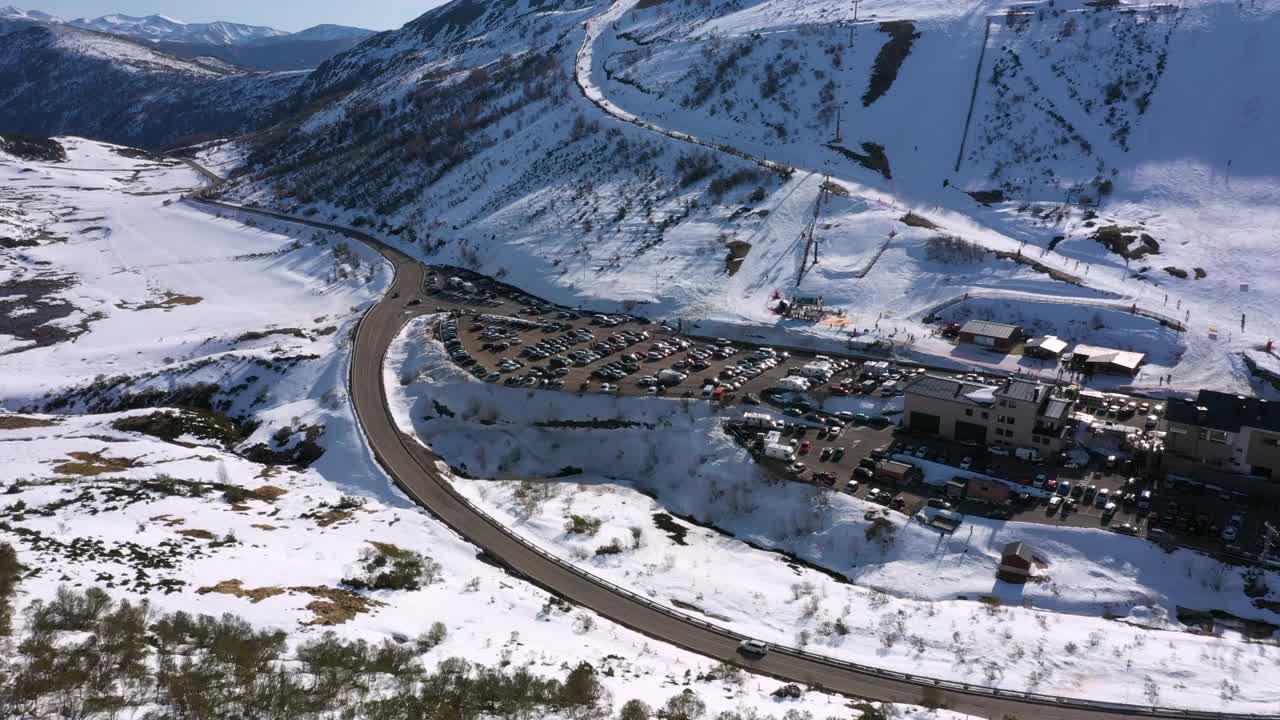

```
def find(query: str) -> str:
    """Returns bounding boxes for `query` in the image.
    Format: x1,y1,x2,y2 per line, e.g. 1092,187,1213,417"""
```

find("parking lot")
425,267,918,413
421,266,1277,561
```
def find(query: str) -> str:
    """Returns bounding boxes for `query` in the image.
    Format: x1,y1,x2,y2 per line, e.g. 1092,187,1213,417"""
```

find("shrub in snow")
342,541,442,591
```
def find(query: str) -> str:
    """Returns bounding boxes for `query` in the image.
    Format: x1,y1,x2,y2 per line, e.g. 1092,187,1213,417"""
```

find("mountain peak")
0,5,60,21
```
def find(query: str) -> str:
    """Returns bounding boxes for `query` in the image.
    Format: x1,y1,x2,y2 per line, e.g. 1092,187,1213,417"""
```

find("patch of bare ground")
197,580,384,625
116,291,203,312
900,212,939,229
176,529,216,541
52,450,142,476
197,579,286,603
252,486,288,501
0,415,60,431
0,273,104,354
724,241,751,276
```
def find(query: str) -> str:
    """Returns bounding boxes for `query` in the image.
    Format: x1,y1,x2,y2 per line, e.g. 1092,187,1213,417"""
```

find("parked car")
1094,488,1110,508
1047,496,1063,515
737,639,769,658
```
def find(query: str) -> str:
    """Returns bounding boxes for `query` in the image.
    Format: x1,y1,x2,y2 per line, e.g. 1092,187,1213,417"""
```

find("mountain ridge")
0,6,377,70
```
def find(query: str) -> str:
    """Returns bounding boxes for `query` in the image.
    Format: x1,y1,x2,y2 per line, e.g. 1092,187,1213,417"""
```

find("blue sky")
31,0,450,31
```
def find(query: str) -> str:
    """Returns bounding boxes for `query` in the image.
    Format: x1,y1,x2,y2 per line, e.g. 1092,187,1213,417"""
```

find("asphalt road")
182,172,1273,719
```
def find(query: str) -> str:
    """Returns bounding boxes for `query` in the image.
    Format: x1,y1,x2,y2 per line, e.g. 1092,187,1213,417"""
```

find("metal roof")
1072,344,1146,370
959,320,1022,340
1002,541,1034,562
995,379,1044,403
904,374,998,406
1025,335,1068,354
1043,398,1072,421
1167,390,1280,434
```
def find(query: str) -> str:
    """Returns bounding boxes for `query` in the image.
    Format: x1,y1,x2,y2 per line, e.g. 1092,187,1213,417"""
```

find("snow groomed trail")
178,156,1280,720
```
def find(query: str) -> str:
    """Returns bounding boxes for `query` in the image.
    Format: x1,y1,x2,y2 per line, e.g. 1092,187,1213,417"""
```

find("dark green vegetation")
0,579,634,720
0,543,22,635
110,408,326,468
826,142,892,180
1090,224,1160,259
966,189,1007,205
242,423,326,467
863,21,920,107
111,409,246,447
0,134,66,162
342,542,442,592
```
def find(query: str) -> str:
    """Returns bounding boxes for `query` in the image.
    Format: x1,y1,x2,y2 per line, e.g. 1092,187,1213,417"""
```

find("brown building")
958,320,1023,352
966,477,1012,505
902,375,1074,453
998,541,1035,582
1024,335,1068,360
1068,344,1146,375
1165,390,1280,479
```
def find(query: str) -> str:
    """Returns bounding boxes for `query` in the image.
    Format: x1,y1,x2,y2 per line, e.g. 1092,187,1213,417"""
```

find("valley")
3,0,1280,717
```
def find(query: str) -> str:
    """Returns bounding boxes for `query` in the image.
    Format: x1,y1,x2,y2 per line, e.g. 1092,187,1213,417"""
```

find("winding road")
178,58,1271,719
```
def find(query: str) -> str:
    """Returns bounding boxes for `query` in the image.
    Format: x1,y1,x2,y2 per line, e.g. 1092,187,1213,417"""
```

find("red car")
798,440,812,454
1046,478,1058,491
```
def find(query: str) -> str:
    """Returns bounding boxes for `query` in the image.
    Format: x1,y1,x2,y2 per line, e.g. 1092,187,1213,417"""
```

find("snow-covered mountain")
3,6,374,46
272,23,375,44
0,3,55,21
66,12,286,45
213,0,1280,397
0,7,376,70
0,24,303,148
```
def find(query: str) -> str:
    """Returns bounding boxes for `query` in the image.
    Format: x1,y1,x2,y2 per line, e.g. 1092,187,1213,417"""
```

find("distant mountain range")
0,22,305,148
0,6,376,70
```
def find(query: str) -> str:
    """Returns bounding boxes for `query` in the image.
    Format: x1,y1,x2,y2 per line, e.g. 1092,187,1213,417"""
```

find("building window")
998,400,1007,407
965,409,973,417
1198,429,1208,441
1209,430,1229,444
1263,436,1279,447
981,412,988,419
